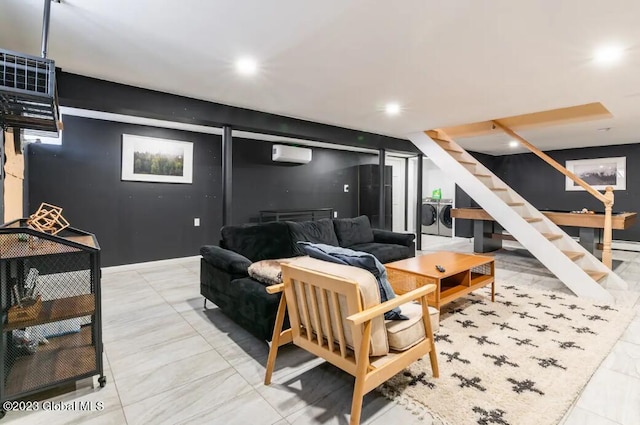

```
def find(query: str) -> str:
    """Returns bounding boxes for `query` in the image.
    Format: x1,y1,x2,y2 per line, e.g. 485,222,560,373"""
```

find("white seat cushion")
385,303,439,351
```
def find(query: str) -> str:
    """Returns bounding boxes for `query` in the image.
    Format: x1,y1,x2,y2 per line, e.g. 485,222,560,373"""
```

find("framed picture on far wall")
121,134,194,184
565,156,626,191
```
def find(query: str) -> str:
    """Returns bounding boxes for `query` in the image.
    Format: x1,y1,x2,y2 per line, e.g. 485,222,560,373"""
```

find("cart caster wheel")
98,376,107,388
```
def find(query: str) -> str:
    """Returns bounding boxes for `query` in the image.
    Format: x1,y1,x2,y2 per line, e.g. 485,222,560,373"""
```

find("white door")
386,156,406,232
406,157,418,233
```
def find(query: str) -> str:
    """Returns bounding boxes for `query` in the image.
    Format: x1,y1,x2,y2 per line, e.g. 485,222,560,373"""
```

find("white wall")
423,158,456,200
403,157,456,235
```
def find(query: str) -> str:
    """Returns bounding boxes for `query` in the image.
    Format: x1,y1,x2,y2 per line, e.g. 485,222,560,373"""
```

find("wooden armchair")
264,257,439,425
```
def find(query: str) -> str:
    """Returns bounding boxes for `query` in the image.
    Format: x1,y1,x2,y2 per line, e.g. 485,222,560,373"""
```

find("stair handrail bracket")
491,120,615,269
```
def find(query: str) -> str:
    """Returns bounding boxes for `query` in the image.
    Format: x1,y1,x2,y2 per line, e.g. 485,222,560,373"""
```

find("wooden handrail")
491,120,614,269
492,120,608,203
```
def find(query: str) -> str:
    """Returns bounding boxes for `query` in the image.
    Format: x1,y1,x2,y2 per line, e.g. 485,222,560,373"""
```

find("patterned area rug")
379,284,635,425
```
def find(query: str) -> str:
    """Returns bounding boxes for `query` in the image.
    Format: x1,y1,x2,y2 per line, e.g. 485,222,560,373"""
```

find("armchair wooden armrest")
266,283,285,294
346,284,435,326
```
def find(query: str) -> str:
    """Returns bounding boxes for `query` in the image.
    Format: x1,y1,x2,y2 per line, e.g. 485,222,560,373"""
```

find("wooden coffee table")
385,251,495,311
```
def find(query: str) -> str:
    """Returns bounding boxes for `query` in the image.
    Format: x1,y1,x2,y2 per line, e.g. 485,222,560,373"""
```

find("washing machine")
421,199,439,235
437,199,453,236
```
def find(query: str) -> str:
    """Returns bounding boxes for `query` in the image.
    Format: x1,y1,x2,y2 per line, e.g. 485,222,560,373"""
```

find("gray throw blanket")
297,242,407,320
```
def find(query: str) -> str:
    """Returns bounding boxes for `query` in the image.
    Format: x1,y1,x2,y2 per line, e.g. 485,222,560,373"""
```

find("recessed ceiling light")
594,45,624,64
236,57,258,76
509,140,519,148
385,102,401,116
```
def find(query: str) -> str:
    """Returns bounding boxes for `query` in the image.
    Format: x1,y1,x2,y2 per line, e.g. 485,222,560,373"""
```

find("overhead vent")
272,144,312,164
0,0,61,134
0,50,59,133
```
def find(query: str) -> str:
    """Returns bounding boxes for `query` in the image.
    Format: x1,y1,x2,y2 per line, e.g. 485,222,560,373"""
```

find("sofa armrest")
372,229,415,247
200,245,251,276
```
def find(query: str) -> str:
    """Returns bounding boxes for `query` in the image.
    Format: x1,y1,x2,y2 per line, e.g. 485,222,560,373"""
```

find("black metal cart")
0,219,104,419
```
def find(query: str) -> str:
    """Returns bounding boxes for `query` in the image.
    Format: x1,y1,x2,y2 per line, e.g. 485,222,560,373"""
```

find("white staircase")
409,131,628,302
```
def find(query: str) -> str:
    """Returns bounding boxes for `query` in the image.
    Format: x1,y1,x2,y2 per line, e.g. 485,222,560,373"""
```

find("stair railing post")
602,186,614,269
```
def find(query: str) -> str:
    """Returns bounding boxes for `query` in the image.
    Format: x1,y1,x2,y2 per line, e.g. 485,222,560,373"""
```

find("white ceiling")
1,0,640,155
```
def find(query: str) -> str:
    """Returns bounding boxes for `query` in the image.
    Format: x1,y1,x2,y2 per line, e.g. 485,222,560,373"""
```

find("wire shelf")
0,49,59,133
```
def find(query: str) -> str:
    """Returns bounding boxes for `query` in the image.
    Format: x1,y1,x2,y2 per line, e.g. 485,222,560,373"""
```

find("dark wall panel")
232,139,378,224
454,151,499,237
498,143,640,242
454,184,473,238
28,116,222,266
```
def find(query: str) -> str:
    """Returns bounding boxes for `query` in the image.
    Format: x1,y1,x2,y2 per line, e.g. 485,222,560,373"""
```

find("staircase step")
507,202,525,206
523,217,543,223
493,232,563,242
585,270,608,282
474,173,492,178
459,160,476,165
432,137,451,144
489,187,508,191
562,251,585,261
444,148,464,154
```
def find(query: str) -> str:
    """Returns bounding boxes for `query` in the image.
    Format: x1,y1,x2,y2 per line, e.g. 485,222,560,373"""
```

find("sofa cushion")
221,221,298,262
333,215,374,247
372,229,415,247
348,242,412,264
288,219,339,254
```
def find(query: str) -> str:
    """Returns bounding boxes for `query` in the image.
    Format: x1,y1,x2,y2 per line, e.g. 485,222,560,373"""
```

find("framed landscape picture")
121,134,193,184
565,156,626,191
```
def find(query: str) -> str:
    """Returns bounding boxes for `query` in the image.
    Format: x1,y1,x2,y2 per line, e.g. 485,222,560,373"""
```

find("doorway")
386,155,407,233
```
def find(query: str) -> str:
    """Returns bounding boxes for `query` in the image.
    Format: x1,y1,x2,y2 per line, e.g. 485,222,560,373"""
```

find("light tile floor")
4,236,640,424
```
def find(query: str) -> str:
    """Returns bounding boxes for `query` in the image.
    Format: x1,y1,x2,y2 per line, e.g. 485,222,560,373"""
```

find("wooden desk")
452,208,637,255
386,252,495,311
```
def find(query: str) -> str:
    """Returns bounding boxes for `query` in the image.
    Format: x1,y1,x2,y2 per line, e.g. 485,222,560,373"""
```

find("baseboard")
102,255,200,273
611,240,640,252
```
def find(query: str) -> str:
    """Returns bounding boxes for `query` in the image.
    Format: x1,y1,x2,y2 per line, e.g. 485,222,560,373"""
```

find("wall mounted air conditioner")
272,144,312,164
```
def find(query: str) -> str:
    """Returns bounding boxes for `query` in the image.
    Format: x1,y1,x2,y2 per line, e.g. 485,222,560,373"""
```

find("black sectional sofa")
200,215,415,340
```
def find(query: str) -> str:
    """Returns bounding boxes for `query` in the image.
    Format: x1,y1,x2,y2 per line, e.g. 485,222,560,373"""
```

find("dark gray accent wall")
27,117,382,265
497,143,640,242
28,115,223,266
454,151,499,237
232,138,378,224
454,144,640,242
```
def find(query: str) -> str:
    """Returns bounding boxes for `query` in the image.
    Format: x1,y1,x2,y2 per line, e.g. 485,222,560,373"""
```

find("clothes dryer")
438,199,453,236
421,199,439,235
